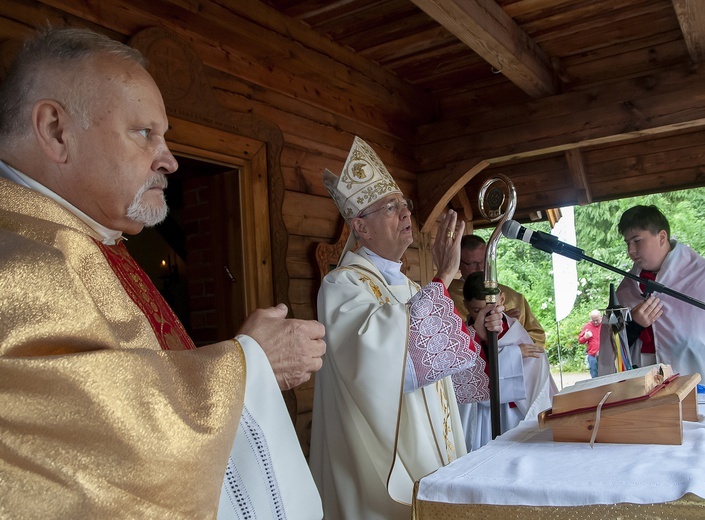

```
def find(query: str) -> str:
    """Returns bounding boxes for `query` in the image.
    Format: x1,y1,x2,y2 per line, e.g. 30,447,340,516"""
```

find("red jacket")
578,321,601,357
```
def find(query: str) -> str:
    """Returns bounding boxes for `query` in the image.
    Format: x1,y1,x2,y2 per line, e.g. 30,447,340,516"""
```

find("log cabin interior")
2,0,704,455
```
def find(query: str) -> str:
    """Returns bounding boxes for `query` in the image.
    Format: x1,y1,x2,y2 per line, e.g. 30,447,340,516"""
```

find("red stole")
638,270,656,354
95,239,195,351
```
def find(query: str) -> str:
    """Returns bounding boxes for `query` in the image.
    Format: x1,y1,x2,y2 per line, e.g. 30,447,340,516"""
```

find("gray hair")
0,26,147,140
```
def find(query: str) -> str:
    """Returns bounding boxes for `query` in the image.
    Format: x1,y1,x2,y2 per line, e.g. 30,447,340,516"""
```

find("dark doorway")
125,155,240,341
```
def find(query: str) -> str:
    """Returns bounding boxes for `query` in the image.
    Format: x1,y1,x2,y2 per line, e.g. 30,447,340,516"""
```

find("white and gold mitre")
323,136,401,223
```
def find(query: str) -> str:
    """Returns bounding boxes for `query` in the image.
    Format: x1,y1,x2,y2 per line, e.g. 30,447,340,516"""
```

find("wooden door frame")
130,27,288,313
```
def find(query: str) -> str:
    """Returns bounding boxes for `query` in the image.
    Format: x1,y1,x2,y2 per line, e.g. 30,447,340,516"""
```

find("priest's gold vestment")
0,178,245,518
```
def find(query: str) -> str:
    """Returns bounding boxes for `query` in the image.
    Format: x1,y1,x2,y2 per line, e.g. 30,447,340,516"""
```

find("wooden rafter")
416,64,705,229
410,0,558,97
419,160,489,234
565,148,592,205
451,189,473,223
672,0,705,63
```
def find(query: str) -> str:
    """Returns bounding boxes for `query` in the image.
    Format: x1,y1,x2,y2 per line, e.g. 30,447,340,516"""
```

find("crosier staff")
478,174,517,439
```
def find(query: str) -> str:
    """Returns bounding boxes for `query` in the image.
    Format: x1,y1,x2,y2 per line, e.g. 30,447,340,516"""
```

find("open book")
551,363,675,415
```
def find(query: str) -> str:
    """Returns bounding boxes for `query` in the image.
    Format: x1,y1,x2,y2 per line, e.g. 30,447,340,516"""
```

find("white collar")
362,246,407,285
0,160,123,245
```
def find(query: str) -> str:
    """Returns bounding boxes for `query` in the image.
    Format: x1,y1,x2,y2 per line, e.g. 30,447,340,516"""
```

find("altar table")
413,404,705,519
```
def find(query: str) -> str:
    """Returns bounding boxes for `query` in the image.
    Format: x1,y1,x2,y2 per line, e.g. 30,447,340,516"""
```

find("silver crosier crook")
477,173,517,439
478,174,517,304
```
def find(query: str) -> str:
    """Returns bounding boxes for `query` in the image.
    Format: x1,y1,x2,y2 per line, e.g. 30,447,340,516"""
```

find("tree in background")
477,187,705,372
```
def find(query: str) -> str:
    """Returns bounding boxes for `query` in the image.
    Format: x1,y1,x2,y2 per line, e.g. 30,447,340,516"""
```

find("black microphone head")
501,220,521,240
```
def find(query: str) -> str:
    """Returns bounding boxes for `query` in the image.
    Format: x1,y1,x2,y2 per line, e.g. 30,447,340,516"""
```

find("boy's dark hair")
618,205,670,240
463,271,487,301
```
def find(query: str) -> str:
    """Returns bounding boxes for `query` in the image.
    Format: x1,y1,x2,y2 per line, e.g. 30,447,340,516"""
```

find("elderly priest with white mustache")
310,136,504,520
0,26,324,519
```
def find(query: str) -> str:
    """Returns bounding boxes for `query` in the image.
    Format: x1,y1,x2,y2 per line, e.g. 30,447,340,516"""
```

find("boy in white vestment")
455,272,557,451
617,205,705,378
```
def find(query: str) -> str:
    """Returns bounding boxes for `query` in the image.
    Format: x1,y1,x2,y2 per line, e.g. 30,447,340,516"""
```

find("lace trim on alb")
408,282,489,402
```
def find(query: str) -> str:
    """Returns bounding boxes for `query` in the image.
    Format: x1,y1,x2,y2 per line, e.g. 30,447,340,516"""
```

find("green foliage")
478,187,705,372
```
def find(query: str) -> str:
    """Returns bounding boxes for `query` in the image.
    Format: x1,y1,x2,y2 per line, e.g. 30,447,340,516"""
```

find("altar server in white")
455,272,557,451
617,205,705,378
310,136,503,520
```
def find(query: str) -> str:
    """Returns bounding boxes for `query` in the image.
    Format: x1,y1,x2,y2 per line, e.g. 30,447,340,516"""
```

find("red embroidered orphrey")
95,240,196,351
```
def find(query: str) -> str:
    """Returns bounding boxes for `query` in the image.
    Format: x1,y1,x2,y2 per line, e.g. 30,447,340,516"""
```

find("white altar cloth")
417,404,705,507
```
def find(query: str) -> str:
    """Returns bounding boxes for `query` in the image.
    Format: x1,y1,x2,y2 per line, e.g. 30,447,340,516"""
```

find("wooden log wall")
0,0,430,281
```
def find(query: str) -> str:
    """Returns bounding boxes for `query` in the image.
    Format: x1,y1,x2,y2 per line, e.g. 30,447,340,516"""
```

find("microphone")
501,220,585,260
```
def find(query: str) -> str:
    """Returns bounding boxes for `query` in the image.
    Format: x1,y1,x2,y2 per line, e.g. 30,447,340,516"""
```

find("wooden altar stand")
538,373,700,445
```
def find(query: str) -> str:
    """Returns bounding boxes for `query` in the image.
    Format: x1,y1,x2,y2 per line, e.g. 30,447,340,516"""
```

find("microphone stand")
478,175,517,439
546,241,705,311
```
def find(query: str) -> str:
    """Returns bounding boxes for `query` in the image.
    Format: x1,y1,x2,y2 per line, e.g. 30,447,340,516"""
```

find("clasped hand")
238,303,326,390
472,303,505,342
519,342,544,359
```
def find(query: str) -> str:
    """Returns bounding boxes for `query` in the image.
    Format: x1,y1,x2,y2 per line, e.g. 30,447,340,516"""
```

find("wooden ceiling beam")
419,160,489,233
451,189,474,223
410,0,559,97
418,65,705,168
415,65,705,229
672,0,705,63
565,148,592,205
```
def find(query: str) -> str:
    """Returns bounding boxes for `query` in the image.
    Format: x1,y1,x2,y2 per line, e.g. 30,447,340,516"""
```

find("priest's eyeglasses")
359,198,413,218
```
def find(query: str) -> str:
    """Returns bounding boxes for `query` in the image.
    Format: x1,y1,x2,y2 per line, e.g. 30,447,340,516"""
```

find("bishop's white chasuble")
310,250,488,520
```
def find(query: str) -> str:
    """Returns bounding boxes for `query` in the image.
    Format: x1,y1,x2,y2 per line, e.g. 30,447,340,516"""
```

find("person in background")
617,205,705,378
0,26,324,519
579,309,603,378
310,136,503,520
455,272,556,451
448,234,546,348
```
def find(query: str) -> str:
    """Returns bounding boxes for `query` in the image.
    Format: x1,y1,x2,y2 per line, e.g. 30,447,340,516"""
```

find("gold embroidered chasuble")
0,178,245,518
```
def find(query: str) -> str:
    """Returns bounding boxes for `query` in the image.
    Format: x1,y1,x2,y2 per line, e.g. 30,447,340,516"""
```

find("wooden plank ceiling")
264,0,705,229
